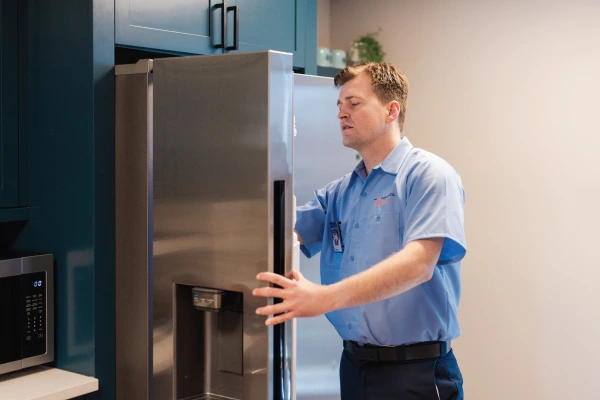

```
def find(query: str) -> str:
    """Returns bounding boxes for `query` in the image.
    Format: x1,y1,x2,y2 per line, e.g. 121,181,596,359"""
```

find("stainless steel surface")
115,62,154,400
0,254,54,374
115,59,154,75
0,257,20,278
116,51,294,400
293,74,358,400
0,360,22,376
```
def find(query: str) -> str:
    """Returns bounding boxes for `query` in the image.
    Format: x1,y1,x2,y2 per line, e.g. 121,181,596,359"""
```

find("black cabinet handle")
226,6,239,50
213,3,226,49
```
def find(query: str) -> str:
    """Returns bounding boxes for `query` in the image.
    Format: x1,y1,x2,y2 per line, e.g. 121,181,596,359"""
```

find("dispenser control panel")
192,288,224,310
191,287,243,312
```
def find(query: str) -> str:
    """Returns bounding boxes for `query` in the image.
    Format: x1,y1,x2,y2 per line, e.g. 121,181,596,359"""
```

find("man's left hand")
253,270,335,326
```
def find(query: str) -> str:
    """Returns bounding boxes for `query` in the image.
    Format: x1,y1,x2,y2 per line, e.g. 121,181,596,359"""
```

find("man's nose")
337,108,348,119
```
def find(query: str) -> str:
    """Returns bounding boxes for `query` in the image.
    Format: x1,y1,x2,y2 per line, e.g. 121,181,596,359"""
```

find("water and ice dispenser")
174,286,244,400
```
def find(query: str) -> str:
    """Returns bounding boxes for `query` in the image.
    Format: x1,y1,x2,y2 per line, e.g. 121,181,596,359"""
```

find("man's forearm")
327,238,444,310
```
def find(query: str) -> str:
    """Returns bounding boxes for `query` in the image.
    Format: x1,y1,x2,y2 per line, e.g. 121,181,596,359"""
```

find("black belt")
343,340,450,362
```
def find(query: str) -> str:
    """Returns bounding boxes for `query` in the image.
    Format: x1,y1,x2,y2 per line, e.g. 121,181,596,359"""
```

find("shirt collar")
353,160,368,181
352,137,414,179
379,136,413,174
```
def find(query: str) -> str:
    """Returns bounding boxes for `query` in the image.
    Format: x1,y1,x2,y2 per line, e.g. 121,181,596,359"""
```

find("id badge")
329,222,344,253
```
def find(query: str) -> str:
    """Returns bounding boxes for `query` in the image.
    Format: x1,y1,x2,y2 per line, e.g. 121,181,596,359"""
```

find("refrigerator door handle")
273,180,286,400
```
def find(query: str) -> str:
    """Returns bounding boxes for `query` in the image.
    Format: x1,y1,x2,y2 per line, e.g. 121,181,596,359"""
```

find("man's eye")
351,103,359,107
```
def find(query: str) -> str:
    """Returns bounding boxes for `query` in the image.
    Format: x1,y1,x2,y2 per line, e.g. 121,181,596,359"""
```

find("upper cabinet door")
0,0,19,208
225,0,296,54
116,0,225,55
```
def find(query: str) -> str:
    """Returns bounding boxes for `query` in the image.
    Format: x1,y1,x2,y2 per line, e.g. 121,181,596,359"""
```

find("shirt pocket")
324,251,343,270
363,212,401,267
321,252,343,285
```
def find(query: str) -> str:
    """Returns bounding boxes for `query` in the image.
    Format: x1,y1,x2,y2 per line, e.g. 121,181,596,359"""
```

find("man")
253,62,466,399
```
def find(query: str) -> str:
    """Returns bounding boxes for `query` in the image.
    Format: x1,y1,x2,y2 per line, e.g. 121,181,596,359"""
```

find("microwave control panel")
22,271,47,358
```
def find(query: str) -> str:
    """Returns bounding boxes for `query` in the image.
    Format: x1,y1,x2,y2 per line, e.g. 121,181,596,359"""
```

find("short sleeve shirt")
295,137,467,345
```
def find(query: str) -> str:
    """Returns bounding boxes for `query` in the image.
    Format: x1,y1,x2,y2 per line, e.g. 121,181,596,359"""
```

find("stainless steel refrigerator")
115,51,356,400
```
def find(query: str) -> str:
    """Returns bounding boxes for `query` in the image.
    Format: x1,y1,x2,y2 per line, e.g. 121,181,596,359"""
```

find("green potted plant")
349,30,386,64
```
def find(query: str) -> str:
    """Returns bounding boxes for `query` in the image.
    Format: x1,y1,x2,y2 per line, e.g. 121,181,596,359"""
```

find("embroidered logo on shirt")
374,192,396,207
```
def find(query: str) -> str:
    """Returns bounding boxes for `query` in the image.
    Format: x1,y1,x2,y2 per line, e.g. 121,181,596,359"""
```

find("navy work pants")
340,347,464,399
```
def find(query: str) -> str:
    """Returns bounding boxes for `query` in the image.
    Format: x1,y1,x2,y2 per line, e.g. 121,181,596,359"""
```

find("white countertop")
0,366,98,400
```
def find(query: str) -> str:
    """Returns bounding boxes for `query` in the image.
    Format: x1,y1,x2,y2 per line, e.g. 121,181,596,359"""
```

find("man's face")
337,73,390,151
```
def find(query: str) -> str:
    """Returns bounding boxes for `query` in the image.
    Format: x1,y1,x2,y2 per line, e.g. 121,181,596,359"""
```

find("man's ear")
386,101,401,123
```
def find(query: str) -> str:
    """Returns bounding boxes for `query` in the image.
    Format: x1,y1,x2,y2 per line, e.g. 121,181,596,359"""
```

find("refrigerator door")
293,74,358,400
116,51,294,400
115,59,154,400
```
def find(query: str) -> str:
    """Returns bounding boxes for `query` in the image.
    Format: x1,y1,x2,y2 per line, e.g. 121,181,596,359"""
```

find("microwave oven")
0,254,54,375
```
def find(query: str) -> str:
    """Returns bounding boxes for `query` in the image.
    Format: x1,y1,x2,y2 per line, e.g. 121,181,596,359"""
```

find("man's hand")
252,270,335,326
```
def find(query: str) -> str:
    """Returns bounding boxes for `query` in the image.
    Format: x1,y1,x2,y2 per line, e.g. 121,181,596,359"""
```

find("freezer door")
293,74,358,400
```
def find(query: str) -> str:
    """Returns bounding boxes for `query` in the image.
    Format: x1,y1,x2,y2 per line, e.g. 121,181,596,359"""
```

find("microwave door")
0,271,23,374
0,255,54,376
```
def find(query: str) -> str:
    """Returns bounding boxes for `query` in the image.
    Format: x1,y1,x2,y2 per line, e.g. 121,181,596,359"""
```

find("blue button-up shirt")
295,137,466,346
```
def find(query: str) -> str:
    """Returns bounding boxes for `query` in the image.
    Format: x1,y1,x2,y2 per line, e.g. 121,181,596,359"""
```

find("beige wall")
317,0,331,48
327,0,600,399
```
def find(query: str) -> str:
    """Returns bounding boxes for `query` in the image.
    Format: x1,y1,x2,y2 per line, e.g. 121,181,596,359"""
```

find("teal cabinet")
13,0,115,394
116,0,316,71
224,0,313,71
116,0,222,55
0,0,19,209
294,0,317,74
225,0,295,53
